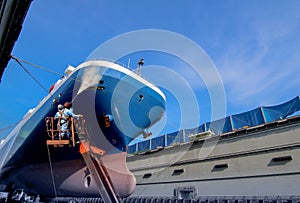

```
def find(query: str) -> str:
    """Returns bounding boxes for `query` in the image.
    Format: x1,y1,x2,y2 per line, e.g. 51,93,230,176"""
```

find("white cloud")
215,10,300,110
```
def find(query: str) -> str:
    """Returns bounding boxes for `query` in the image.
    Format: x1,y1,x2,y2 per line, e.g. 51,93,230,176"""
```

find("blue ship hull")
0,60,166,198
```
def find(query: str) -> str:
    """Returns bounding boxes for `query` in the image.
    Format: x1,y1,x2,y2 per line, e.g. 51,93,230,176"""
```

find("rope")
11,55,64,77
11,55,83,84
0,123,18,133
10,55,89,103
12,56,52,95
0,119,23,136
46,145,58,203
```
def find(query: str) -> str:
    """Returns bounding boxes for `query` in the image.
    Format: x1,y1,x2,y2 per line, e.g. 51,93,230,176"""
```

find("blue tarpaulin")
166,131,181,146
128,95,300,154
137,140,150,152
263,96,300,122
151,135,165,150
128,144,136,154
206,117,233,134
185,125,204,135
231,107,265,129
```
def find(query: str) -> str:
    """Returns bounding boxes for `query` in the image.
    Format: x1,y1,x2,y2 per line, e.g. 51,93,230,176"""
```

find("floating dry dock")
126,96,300,201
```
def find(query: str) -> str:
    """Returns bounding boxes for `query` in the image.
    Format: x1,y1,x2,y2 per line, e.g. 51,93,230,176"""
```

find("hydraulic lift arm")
79,141,121,203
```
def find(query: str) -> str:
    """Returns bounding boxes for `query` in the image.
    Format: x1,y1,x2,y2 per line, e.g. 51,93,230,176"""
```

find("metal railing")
45,117,75,146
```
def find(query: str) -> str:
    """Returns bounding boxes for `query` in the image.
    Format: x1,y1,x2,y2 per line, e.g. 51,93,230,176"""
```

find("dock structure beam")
0,0,33,81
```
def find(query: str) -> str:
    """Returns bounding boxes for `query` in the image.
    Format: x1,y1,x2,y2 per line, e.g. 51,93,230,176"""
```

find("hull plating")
0,60,166,198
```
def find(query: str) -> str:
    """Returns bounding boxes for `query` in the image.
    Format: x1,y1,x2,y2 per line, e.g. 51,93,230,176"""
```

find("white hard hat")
58,104,64,111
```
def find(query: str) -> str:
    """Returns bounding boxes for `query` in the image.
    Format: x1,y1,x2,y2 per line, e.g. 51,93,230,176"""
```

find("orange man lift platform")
45,116,121,203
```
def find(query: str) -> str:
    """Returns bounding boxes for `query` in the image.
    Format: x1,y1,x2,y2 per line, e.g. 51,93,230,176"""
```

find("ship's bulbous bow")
102,152,136,197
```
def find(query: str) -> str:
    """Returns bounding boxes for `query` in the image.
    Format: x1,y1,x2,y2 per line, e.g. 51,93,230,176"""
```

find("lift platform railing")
45,117,76,146
45,115,120,202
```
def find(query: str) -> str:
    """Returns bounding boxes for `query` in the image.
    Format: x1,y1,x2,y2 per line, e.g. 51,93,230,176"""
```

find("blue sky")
1,0,300,140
